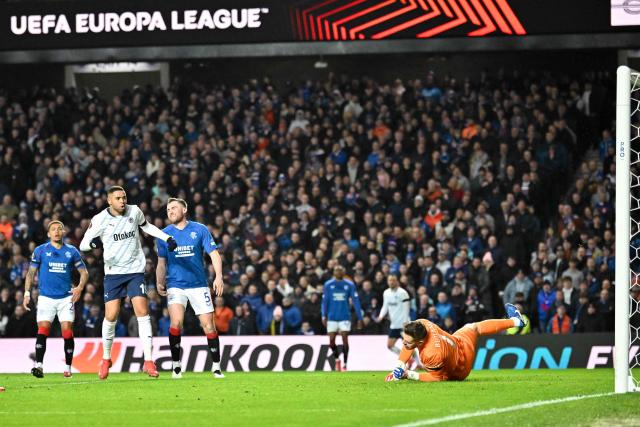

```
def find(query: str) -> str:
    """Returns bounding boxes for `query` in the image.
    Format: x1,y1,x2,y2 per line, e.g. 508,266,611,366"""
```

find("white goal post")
615,65,639,394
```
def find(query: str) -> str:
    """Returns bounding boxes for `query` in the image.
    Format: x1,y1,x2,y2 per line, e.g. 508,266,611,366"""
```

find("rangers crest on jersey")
128,217,134,223
190,232,197,240
65,251,71,258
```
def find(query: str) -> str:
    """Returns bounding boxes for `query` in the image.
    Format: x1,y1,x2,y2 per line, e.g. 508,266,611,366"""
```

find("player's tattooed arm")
24,266,36,292
23,266,37,311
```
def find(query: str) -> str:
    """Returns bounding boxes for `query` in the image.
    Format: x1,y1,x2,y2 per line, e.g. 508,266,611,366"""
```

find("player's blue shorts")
103,273,147,302
388,328,402,339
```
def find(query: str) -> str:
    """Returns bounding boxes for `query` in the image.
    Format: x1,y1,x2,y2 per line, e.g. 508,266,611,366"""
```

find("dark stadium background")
0,0,637,375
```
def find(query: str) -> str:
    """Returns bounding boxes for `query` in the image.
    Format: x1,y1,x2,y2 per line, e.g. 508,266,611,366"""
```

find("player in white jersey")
155,198,225,379
80,186,177,379
376,275,411,355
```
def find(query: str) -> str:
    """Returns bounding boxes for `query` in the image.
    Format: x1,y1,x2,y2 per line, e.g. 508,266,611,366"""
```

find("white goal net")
615,65,640,393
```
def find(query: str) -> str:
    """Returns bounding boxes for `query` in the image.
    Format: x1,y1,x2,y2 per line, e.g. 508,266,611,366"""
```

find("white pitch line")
391,392,616,427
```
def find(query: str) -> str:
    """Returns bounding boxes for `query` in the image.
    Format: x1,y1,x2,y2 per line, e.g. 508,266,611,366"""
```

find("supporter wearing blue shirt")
329,143,347,166
282,297,302,334
435,292,455,324
257,293,277,334
158,308,171,336
464,227,484,257
240,284,264,312
537,280,557,332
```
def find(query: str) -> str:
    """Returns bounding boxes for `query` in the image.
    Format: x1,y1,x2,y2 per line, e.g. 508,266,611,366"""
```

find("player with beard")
156,198,225,379
81,186,177,379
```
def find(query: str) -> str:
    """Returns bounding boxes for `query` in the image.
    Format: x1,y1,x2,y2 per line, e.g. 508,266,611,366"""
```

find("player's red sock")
476,319,515,335
62,330,74,366
169,327,182,363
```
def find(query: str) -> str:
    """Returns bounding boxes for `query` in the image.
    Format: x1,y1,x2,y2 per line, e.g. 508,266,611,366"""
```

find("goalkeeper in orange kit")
386,303,526,382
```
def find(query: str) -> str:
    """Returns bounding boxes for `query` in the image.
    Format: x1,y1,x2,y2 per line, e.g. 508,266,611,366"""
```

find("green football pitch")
0,369,637,426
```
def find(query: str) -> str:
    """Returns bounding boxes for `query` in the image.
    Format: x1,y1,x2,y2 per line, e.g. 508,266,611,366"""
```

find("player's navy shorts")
388,328,402,339
103,273,147,302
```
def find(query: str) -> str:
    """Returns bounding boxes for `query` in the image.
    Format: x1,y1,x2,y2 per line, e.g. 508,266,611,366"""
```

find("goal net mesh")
628,70,640,389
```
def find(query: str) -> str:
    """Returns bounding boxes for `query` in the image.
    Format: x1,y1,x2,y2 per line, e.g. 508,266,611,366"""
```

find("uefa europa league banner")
0,334,623,373
0,0,289,50
0,0,629,51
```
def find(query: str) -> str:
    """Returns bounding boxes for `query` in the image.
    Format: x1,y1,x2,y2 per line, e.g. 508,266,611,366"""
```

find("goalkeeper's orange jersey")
398,319,478,381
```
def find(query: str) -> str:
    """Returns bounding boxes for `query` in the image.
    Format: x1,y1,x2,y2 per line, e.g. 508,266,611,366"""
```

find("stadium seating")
0,69,615,337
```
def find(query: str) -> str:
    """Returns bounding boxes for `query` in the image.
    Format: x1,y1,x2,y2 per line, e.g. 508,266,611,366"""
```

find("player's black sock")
343,344,349,365
207,332,221,364
62,329,74,366
35,330,48,364
64,338,74,365
169,327,182,363
330,344,341,360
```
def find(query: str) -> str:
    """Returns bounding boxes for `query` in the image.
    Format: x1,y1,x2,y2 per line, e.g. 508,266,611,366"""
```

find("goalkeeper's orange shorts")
451,326,479,380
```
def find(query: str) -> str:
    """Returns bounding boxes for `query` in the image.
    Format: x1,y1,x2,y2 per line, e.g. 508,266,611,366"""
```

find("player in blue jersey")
156,198,225,379
23,221,88,378
322,265,363,371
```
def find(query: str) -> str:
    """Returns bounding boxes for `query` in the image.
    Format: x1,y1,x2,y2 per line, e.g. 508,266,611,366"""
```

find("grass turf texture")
0,369,636,427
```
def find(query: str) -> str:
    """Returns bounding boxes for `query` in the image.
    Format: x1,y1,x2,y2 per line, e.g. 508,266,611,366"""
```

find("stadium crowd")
0,68,617,338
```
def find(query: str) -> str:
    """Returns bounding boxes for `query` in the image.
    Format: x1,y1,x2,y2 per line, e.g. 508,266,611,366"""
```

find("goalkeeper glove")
167,237,177,252
90,237,103,249
385,372,399,382
393,367,405,379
